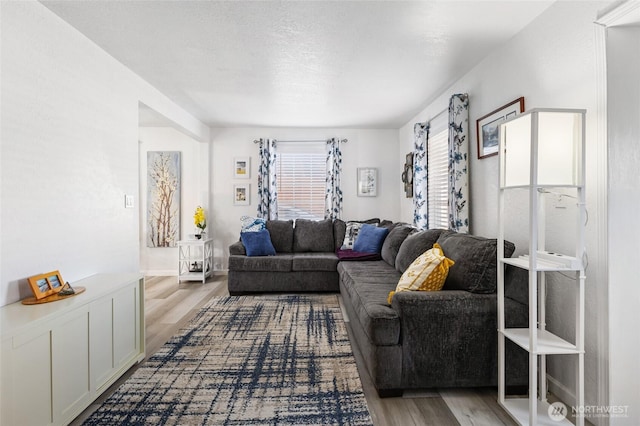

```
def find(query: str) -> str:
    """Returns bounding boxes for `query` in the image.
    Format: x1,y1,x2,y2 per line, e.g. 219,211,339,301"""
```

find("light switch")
125,195,134,208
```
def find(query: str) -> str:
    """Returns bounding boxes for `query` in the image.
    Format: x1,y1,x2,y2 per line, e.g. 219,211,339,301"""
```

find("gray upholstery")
292,253,339,271
395,229,446,273
437,231,515,293
293,218,335,252
266,220,294,253
338,262,401,346
380,224,415,267
228,253,293,272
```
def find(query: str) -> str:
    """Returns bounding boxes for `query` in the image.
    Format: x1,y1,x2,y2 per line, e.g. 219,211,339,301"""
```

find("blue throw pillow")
352,224,389,254
240,229,276,256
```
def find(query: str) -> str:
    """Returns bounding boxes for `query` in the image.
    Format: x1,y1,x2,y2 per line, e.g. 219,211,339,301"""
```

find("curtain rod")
253,138,347,144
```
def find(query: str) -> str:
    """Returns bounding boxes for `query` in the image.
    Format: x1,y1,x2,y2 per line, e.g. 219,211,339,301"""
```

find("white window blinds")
427,128,449,229
276,142,326,220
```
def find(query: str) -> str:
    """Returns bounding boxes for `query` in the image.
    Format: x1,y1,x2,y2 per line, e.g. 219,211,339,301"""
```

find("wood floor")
72,275,520,426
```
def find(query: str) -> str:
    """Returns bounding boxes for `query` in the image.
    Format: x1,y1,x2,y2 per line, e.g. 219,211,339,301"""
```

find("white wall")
607,23,640,424
0,1,208,306
398,0,611,418
138,127,210,275
210,128,400,270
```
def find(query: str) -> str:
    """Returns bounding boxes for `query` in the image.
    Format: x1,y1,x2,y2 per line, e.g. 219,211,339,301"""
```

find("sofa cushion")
291,253,339,271
436,231,516,293
266,220,294,253
381,224,415,267
228,254,293,272
388,243,454,303
293,218,335,252
395,229,447,273
353,224,389,253
333,219,347,251
338,261,401,346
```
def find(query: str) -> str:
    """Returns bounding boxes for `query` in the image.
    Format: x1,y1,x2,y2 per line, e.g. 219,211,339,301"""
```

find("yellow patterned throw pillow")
387,243,454,304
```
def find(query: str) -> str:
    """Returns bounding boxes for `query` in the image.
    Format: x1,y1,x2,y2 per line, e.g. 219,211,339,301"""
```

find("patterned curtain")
257,138,278,220
413,122,429,229
325,138,343,219
448,94,470,233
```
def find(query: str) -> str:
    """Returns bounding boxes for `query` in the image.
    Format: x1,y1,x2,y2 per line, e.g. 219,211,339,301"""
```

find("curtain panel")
413,122,429,229
257,138,278,220
325,138,343,219
448,93,470,233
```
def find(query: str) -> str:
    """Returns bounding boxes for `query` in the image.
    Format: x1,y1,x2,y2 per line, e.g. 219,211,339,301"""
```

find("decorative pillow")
387,243,454,304
293,219,334,252
341,221,365,249
240,215,266,232
265,220,294,253
240,229,276,256
353,224,389,254
436,231,515,293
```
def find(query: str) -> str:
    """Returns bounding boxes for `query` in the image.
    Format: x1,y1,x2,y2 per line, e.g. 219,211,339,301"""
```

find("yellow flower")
193,206,207,230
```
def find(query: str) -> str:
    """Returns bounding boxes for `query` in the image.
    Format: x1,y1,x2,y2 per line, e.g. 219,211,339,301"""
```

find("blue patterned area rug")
84,294,373,425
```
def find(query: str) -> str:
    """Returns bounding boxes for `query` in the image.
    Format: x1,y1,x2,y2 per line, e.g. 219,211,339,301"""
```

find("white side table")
177,238,213,283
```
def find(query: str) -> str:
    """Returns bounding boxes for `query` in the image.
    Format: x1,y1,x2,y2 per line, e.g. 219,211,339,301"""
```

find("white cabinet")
0,273,145,426
178,238,213,283
497,109,586,426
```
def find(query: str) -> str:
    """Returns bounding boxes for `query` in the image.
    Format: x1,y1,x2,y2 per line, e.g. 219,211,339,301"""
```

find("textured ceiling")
41,1,554,128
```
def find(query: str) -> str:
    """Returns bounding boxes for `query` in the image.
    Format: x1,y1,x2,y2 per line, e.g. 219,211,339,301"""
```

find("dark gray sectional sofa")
228,218,528,396
228,218,347,294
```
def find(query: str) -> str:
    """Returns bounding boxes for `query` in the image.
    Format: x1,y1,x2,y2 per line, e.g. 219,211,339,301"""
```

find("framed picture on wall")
234,184,250,205
234,157,250,179
476,97,525,159
357,168,378,197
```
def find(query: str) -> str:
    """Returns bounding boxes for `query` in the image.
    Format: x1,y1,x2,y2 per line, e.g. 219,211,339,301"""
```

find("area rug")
84,294,373,425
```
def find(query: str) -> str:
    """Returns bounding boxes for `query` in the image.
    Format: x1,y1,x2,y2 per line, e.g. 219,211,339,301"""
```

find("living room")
2,1,639,425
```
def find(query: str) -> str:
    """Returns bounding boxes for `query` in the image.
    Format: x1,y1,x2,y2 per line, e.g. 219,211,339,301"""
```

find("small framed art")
476,97,525,159
357,168,378,197
234,157,250,179
28,270,65,300
234,184,250,205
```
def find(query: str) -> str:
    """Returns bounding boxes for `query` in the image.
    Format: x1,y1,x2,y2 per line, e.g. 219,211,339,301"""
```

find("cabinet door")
113,283,139,366
1,332,53,426
51,306,91,423
90,296,114,391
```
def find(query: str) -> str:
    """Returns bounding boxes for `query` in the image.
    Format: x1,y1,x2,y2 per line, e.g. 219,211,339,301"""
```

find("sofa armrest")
390,290,501,387
391,289,496,317
229,240,246,256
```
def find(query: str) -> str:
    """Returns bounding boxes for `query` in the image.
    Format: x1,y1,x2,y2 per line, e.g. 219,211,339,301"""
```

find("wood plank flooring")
72,275,519,426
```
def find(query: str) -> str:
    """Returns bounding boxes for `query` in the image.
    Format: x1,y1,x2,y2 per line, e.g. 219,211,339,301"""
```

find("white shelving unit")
497,109,586,426
178,238,213,283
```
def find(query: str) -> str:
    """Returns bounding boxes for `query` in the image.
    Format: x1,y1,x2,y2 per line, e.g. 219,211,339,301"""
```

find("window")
276,142,325,220
427,128,449,229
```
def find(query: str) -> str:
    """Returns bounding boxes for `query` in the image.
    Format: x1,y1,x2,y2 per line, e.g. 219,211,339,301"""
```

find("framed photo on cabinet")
27,270,65,300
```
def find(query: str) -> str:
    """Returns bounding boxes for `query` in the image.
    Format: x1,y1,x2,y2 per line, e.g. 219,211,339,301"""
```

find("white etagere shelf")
497,108,586,426
178,238,213,283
